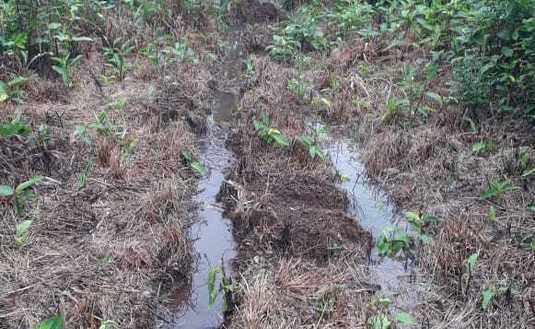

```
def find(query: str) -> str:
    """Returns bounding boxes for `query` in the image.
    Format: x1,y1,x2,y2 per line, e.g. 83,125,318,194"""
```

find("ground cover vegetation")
1,0,534,328
0,0,231,328
248,0,534,328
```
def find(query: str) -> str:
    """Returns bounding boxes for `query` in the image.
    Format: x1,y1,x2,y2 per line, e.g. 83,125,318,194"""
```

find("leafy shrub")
379,0,535,120
268,1,328,60
329,0,375,37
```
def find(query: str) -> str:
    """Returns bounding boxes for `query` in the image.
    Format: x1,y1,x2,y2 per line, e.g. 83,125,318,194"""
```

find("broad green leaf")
0,185,14,197
528,202,535,212
180,150,193,164
395,312,416,325
405,211,422,226
0,119,32,138
16,176,43,194
271,133,289,147
207,267,219,309
99,320,118,329
267,128,281,136
16,219,32,239
253,120,263,131
36,313,64,329
481,288,495,310
190,161,208,177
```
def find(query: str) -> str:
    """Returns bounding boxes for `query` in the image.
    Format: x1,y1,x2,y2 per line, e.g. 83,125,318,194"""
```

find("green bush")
377,0,535,120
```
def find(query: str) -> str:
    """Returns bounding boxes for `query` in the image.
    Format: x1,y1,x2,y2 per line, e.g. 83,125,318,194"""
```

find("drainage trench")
325,133,423,313
171,98,237,329
171,30,243,329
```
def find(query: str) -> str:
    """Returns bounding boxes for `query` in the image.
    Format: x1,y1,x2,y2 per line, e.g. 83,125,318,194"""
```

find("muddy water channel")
325,133,423,313
171,96,236,328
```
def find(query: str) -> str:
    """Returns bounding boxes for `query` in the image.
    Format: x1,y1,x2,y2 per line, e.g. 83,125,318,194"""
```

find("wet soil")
325,132,423,313
171,107,236,329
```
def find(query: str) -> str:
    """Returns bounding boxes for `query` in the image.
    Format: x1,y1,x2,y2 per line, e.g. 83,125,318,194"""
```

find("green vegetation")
376,227,412,257
180,150,208,177
0,176,43,213
207,266,233,311
287,76,311,103
253,112,290,147
15,219,33,246
103,39,135,81
298,126,326,160
480,179,517,200
52,53,82,87
269,0,535,122
0,115,32,138
36,313,64,329
0,76,27,103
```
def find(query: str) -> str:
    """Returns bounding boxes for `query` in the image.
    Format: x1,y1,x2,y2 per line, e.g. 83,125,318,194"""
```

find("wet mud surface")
325,132,423,313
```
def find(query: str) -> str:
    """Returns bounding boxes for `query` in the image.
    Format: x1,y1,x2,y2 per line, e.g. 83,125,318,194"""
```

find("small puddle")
325,134,422,313
171,93,237,328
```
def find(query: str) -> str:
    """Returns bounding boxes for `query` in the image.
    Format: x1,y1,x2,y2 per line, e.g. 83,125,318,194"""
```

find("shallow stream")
171,94,237,329
325,134,422,313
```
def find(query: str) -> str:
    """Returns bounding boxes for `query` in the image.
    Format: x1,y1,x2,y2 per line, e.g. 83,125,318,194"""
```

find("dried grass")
0,57,212,328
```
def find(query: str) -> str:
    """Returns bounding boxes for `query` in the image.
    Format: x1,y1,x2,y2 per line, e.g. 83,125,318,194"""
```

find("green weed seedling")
77,111,120,142
376,227,412,257
288,77,311,104
382,97,409,123
480,179,517,200
404,211,437,242
36,313,64,329
329,0,375,37
268,35,299,61
481,286,496,311
0,176,43,213
141,43,165,67
15,219,33,246
103,39,134,81
0,76,27,103
462,251,479,295
244,55,256,77
0,115,32,138
166,40,198,64
208,266,233,312
253,112,290,148
99,320,118,329
180,150,208,177
108,97,127,112
368,314,391,329
298,126,327,160
395,312,416,326
52,53,82,87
